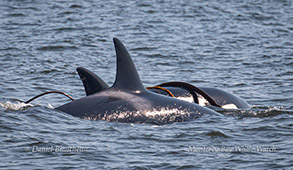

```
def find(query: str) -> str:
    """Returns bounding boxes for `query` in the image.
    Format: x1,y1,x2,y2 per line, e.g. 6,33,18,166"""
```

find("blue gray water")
0,0,292,169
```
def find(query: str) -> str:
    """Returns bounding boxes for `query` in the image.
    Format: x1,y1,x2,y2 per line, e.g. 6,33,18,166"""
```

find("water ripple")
0,0,292,169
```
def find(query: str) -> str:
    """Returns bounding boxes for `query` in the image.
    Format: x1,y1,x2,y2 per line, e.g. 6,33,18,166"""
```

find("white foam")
0,101,33,111
47,103,54,109
83,107,191,123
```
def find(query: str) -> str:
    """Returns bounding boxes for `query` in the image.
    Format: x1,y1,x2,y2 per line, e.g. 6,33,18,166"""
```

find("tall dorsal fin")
76,67,109,96
112,38,146,92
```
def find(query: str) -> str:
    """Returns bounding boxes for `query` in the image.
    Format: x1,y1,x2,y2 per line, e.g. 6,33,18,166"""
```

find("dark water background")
0,0,292,169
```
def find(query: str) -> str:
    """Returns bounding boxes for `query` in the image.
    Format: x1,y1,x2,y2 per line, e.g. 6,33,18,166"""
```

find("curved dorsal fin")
76,67,109,96
112,38,146,92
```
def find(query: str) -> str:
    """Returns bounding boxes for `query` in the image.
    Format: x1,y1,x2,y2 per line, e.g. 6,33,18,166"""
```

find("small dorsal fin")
112,38,145,92
76,67,109,96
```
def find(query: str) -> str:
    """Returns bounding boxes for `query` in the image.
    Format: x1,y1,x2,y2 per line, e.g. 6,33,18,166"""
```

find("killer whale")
76,69,249,109
56,38,220,123
198,87,249,109
151,83,250,109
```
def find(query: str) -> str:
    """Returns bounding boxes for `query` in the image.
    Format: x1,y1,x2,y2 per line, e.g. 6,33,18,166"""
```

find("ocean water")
0,0,292,169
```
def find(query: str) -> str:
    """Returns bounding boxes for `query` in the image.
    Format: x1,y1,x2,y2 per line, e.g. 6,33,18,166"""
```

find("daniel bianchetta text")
25,146,90,152
188,146,277,153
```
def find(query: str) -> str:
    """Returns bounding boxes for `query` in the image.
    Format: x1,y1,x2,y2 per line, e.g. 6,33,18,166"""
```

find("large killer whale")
56,38,220,123
76,69,249,109
77,67,249,109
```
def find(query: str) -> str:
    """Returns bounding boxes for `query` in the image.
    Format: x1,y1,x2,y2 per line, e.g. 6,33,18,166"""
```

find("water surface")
0,0,292,169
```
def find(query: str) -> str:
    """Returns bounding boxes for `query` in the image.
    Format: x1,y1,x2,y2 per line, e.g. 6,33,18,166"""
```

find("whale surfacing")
56,38,220,124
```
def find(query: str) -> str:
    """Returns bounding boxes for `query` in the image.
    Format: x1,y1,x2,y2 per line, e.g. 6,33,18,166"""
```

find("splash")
0,101,33,111
83,107,196,124
220,105,291,117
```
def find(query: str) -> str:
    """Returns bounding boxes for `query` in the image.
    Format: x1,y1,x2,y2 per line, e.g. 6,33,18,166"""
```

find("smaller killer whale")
56,38,220,124
150,82,250,109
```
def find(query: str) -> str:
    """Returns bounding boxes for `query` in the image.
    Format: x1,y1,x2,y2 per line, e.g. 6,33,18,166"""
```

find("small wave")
7,13,25,17
36,45,78,51
206,130,229,138
55,27,78,31
131,46,158,51
221,106,292,118
0,101,33,111
40,69,60,74
69,4,83,8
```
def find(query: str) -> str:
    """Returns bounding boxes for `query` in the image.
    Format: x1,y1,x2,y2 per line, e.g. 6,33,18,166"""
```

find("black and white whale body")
56,38,220,123
189,87,249,109
149,84,250,109
76,68,249,109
